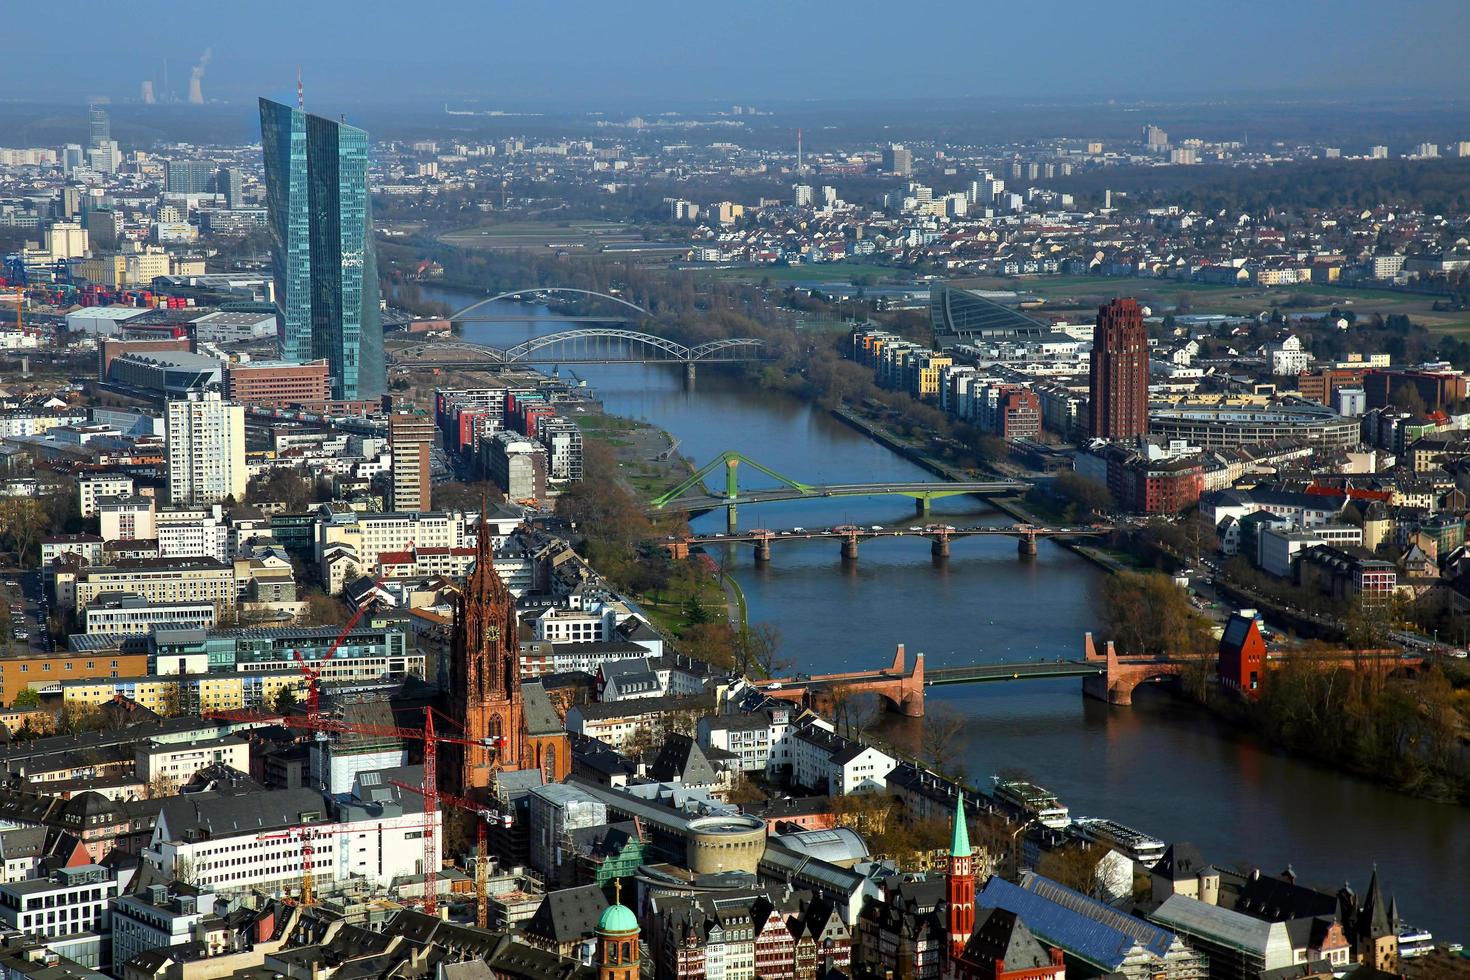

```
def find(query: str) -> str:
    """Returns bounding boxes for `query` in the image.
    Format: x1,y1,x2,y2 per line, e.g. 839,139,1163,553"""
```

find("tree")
146,773,175,799
919,705,969,782
1037,843,1107,897
57,701,102,735
274,687,300,713
10,688,39,709
1053,472,1114,516
433,480,506,512
1101,571,1215,657
0,498,46,565
302,589,351,627
736,621,787,677
1389,383,1428,417
246,469,317,511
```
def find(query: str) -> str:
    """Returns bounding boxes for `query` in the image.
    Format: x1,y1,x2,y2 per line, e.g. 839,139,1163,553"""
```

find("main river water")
431,291,1465,938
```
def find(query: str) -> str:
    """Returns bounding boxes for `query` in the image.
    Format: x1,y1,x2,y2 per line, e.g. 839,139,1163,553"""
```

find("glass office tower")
259,98,384,400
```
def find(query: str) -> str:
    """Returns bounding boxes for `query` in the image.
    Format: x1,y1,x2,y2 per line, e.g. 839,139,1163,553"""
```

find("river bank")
424,284,1468,940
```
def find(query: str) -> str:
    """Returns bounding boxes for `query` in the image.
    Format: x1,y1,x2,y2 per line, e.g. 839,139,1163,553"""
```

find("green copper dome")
598,903,638,934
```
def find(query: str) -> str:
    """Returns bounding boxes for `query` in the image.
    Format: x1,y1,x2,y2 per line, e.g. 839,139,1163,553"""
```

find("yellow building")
0,651,150,707
75,255,127,289
910,353,953,400
61,669,305,716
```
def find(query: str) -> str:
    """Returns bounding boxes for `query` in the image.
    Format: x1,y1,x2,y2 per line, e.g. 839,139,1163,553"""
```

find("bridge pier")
931,536,950,558
1018,533,1038,558
684,362,696,389
754,540,771,562
914,496,931,517
726,503,739,534
840,537,860,560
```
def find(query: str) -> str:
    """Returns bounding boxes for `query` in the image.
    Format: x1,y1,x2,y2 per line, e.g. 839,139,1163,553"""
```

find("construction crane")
207,704,493,916
292,580,389,726
391,779,513,928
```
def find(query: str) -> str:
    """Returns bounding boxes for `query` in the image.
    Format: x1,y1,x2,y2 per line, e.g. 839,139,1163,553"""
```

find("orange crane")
207,703,492,916
391,779,513,928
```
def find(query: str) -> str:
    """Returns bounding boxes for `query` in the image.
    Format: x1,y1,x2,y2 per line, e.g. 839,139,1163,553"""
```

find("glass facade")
259,98,384,400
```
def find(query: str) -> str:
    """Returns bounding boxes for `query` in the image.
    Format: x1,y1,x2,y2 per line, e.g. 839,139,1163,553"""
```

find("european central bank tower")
259,98,385,400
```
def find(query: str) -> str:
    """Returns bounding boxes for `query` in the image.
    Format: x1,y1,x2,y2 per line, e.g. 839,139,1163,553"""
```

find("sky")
5,0,1469,109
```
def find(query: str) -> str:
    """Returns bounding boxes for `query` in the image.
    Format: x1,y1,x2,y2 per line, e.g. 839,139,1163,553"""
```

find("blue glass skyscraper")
259,98,384,400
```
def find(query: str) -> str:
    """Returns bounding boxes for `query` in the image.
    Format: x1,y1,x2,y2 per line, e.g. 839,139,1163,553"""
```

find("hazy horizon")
5,0,1469,109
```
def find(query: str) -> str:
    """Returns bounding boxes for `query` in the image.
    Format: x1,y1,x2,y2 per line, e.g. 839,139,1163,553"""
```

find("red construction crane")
292,580,389,725
391,778,514,928
207,703,493,916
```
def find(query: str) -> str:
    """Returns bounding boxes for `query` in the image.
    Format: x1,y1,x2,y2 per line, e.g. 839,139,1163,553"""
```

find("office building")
259,98,385,400
388,411,436,511
165,159,216,194
214,166,245,207
883,143,912,176
87,104,110,150
225,359,331,407
166,392,246,504
1089,298,1149,440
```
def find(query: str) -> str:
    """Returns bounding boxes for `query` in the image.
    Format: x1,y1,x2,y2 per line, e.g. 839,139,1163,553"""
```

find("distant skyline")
5,0,1470,109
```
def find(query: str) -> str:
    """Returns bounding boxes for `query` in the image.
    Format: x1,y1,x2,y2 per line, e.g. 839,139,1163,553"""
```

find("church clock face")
483,624,501,646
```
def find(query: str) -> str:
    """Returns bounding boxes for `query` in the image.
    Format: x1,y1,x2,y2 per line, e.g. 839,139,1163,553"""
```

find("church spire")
951,795,971,858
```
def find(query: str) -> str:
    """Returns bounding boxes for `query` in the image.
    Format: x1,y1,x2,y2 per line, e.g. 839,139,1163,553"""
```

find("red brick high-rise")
1088,298,1149,440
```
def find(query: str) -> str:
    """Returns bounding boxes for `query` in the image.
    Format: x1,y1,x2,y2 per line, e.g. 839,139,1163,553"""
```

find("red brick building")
953,909,1066,980
995,388,1042,440
226,359,332,407
1103,452,1204,514
1217,612,1267,698
1088,298,1149,439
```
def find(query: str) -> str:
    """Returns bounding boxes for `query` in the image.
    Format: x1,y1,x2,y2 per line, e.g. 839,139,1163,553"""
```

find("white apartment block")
0,865,119,950
144,793,439,900
78,474,134,518
98,495,156,542
83,595,217,635
156,508,231,561
136,736,250,796
166,394,246,505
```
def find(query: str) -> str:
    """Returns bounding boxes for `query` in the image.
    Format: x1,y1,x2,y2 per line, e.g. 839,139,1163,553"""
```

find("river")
424,289,1467,940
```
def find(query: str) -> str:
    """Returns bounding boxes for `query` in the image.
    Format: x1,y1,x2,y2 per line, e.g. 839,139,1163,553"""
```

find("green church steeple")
951,795,971,857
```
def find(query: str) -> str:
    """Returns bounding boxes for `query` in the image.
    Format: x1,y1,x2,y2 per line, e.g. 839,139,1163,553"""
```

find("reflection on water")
444,295,1466,940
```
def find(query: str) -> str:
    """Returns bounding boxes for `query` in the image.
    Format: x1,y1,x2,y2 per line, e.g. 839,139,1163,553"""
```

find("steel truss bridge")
650,450,1030,531
684,522,1106,559
387,329,767,371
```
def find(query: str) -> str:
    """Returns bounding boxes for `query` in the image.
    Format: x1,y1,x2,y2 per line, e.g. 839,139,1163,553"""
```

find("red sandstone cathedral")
444,514,569,794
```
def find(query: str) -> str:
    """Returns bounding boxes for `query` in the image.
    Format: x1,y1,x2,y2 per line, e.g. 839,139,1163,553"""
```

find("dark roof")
521,681,562,737
963,907,1055,971
648,734,722,786
1229,872,1338,922
524,884,608,945
1156,842,1209,882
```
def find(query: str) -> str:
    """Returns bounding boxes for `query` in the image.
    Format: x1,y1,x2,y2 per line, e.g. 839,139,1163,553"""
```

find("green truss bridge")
649,451,1030,531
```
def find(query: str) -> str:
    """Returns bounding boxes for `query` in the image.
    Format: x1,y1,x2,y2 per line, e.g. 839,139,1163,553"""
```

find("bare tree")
920,705,969,782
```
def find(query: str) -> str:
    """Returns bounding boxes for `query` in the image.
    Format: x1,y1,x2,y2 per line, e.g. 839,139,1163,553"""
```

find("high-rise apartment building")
166,159,217,194
1142,124,1169,151
166,392,247,504
259,98,384,401
1088,298,1149,440
388,411,436,511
